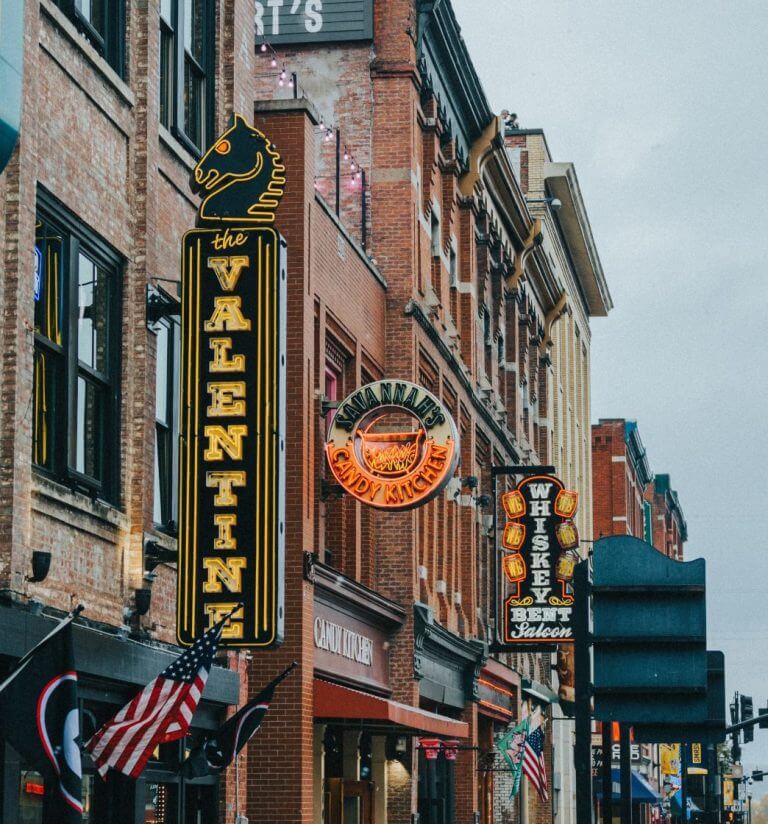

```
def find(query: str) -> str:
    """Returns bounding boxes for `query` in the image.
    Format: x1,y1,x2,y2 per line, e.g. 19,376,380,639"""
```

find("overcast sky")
454,0,768,790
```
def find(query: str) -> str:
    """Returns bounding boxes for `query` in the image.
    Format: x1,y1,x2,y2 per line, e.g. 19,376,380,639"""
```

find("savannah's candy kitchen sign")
499,475,580,645
177,114,286,647
325,380,459,511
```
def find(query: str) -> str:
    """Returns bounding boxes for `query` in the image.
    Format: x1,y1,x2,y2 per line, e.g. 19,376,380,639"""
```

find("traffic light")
592,536,710,726
731,695,740,727
741,695,754,743
760,706,768,729
753,770,764,782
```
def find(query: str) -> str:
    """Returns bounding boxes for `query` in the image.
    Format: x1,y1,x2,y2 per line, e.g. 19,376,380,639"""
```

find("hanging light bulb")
260,43,267,53
279,68,286,80
350,160,356,171
343,147,349,161
288,75,294,89
271,56,277,68
356,171,362,180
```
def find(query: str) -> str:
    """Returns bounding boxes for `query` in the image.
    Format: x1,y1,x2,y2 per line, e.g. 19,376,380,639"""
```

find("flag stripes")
523,723,549,802
86,621,223,779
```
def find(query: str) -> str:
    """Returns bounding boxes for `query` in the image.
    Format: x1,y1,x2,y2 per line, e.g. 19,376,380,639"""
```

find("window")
449,247,457,286
53,0,125,75
33,192,122,502
153,314,180,530
160,0,215,154
431,211,441,258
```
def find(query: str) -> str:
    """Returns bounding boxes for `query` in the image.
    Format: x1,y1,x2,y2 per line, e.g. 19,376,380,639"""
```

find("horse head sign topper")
191,113,286,224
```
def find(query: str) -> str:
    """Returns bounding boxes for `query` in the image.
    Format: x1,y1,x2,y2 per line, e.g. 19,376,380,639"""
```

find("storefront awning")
314,679,469,738
593,770,660,803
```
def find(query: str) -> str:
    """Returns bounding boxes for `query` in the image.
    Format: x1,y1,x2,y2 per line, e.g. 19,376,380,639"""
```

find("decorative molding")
413,603,487,700
314,560,406,631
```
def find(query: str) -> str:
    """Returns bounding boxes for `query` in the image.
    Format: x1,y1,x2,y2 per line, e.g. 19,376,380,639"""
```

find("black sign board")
255,0,373,44
498,475,579,646
178,114,286,648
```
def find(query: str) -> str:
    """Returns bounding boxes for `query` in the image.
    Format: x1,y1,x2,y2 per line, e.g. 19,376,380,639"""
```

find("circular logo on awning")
325,380,459,510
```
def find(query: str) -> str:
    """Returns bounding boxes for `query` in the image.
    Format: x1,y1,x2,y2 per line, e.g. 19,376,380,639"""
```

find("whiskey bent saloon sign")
326,380,459,510
177,114,286,647
499,475,579,645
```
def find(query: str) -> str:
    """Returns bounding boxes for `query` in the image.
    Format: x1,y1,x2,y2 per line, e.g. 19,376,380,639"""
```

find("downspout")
543,290,568,348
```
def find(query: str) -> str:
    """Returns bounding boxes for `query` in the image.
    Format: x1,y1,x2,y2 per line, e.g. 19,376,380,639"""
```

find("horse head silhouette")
192,113,286,224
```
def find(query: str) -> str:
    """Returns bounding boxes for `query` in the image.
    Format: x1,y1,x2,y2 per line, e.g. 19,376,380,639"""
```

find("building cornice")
544,161,613,317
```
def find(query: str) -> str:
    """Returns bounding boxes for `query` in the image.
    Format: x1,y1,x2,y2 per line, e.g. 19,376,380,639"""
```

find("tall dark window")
153,314,180,531
160,0,215,154
33,191,122,503
53,0,125,76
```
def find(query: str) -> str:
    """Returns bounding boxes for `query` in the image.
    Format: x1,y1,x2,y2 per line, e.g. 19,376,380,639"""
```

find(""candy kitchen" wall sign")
499,475,579,646
325,380,459,511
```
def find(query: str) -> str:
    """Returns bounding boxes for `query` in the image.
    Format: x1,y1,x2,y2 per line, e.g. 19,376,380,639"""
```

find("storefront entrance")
324,778,375,824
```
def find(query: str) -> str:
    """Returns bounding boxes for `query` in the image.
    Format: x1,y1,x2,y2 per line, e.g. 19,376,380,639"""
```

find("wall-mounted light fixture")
26,551,51,583
146,283,181,332
525,196,562,212
144,539,177,573
134,588,152,617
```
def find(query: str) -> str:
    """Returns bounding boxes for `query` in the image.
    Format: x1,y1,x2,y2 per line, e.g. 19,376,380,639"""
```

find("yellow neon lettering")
213,513,238,550
204,425,248,460
206,471,247,506
207,381,246,417
209,338,245,372
204,297,251,332
207,255,249,291
202,557,247,593
204,603,244,639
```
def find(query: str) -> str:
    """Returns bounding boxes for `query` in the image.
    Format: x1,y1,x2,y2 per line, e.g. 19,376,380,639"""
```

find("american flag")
86,620,224,779
523,723,549,801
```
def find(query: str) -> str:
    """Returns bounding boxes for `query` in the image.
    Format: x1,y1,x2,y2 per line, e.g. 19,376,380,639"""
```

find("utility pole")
680,744,688,824
619,725,632,824
574,560,593,824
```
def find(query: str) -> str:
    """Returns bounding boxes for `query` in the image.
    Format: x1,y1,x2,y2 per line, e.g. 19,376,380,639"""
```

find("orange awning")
314,679,469,739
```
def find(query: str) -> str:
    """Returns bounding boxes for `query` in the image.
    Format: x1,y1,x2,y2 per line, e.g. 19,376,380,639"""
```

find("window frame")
33,189,123,504
55,0,126,77
153,312,181,533
160,0,215,156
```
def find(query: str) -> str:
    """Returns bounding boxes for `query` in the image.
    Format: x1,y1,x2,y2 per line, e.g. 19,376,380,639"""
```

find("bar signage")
177,114,286,647
499,475,580,646
325,380,459,510
255,0,373,45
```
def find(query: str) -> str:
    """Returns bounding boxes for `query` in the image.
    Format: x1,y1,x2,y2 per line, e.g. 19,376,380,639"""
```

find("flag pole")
0,603,84,694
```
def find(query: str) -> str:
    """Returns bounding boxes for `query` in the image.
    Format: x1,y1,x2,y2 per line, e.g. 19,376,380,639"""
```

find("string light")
257,38,369,199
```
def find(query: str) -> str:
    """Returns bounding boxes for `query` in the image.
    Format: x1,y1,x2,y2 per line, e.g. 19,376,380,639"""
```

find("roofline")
544,161,613,317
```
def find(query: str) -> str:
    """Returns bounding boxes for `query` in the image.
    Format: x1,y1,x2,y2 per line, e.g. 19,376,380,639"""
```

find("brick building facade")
592,419,653,541
644,474,687,561
0,0,614,822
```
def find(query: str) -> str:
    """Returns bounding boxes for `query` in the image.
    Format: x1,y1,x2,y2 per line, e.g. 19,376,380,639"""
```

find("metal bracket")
320,396,340,418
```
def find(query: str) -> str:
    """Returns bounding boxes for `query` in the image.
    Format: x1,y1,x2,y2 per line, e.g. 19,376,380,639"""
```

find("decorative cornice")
413,603,488,699
313,559,406,631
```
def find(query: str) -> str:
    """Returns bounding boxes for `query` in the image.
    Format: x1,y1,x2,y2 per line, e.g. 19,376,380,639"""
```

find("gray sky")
454,0,768,789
